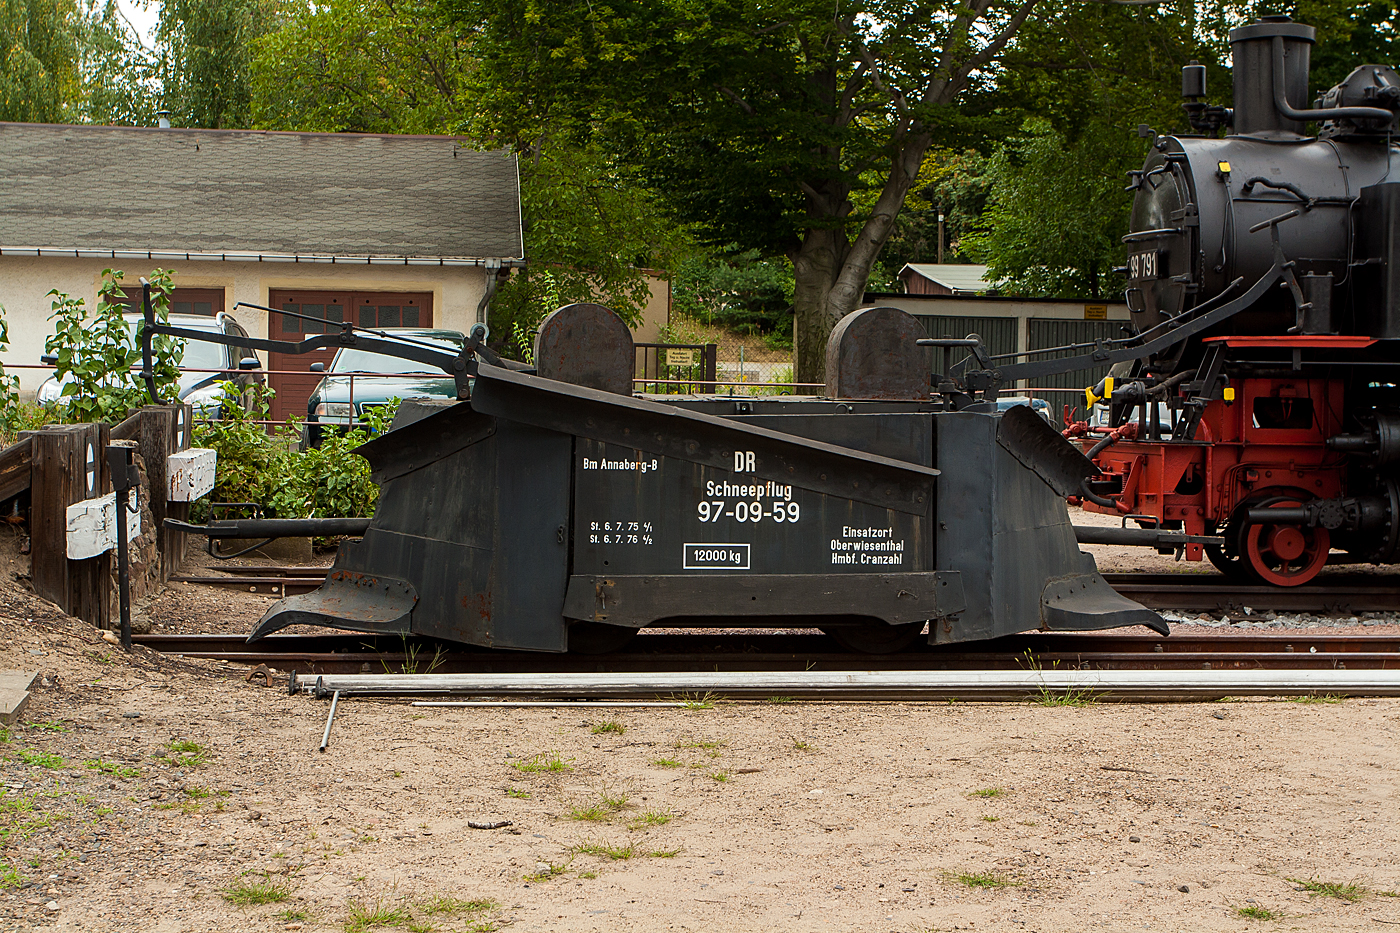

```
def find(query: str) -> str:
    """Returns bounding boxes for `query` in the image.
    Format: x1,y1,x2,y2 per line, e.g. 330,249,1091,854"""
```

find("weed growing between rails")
1019,650,1102,707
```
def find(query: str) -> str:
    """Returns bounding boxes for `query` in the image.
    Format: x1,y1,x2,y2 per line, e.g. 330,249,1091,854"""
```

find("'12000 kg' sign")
571,441,930,577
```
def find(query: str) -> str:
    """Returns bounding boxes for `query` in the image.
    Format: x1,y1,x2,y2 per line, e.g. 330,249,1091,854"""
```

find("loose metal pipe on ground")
294,669,1400,702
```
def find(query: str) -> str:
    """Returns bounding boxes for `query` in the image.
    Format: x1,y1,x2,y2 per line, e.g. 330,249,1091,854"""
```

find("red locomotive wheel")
1242,498,1330,587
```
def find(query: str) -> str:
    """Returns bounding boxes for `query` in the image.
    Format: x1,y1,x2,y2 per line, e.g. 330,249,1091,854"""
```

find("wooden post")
68,422,110,628
29,423,110,628
166,404,192,574
138,404,192,581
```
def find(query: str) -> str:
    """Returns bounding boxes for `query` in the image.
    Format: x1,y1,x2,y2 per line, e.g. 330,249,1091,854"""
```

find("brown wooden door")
267,290,434,426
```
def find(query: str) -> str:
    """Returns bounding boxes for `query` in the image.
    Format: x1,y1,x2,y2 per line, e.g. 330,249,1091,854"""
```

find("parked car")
305,329,465,446
995,396,1055,425
37,312,262,417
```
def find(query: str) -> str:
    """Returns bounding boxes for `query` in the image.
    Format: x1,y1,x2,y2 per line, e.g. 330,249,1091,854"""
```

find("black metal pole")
106,446,140,652
114,482,131,651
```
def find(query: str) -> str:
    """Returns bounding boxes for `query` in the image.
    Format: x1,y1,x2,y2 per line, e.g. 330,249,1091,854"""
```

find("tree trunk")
790,131,934,385
790,226,848,385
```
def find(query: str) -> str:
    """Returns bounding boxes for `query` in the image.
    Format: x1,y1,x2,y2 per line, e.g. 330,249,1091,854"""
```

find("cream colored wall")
0,256,489,396
631,273,671,344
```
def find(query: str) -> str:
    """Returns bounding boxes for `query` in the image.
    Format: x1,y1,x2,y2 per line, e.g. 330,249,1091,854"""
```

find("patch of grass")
1289,878,1367,901
182,786,213,799
791,739,815,751
345,897,412,931
16,749,62,769
668,692,717,710
568,802,612,823
28,721,68,733
405,921,435,933
0,865,20,889
675,739,725,750
709,771,730,783
1289,694,1345,705
590,720,625,735
954,870,1013,889
652,758,683,768
572,841,639,861
165,740,207,769
968,787,1004,799
1380,890,1400,898
1033,684,1100,707
505,788,531,799
84,759,139,779
981,815,1000,822
523,862,569,883
650,848,681,858
578,871,598,880
421,895,495,916
222,876,292,906
765,696,796,704
509,752,572,774
629,809,672,830
278,907,311,922
600,788,628,809
1235,905,1280,920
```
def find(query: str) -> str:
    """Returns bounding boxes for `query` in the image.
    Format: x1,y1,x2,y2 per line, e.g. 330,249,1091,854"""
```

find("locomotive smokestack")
1230,15,1315,136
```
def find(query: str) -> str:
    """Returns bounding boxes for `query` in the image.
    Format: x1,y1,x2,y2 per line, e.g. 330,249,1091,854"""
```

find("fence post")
702,343,718,393
138,404,191,582
30,423,110,628
69,422,111,628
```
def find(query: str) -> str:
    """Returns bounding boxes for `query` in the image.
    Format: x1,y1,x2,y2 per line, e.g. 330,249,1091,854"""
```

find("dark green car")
305,329,464,446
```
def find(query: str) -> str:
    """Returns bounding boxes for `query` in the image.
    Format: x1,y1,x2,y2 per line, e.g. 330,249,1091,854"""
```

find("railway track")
169,566,1400,613
135,631,1400,676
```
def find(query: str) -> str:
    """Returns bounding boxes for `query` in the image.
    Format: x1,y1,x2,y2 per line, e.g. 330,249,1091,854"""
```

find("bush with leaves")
193,382,395,522
44,269,184,423
671,247,794,350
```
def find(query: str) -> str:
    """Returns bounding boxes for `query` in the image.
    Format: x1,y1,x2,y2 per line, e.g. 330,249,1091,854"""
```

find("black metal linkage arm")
991,261,1284,383
138,291,475,402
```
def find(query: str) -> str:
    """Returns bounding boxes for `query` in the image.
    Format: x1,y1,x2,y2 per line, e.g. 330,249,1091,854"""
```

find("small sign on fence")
1084,303,1108,321
665,348,698,367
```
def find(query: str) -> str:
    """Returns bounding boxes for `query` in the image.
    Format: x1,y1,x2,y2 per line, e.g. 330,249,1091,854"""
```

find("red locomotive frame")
1066,335,1375,586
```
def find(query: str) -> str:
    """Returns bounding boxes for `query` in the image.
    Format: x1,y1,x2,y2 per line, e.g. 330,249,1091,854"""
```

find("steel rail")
136,632,1400,676
292,668,1400,701
168,567,1400,611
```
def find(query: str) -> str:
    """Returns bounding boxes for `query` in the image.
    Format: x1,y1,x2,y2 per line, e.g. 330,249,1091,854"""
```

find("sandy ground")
0,551,1391,933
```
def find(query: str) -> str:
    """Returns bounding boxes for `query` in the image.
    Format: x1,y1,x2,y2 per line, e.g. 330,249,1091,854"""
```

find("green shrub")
193,383,396,522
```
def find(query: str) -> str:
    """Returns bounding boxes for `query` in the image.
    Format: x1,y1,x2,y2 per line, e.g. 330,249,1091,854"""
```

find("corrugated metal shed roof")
900,263,993,293
0,123,523,263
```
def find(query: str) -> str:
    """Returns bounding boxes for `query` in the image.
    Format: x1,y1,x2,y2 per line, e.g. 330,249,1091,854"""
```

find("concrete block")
66,490,141,559
0,671,37,724
167,448,216,502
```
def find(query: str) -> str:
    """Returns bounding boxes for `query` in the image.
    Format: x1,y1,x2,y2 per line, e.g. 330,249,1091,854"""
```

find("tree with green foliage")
0,0,82,121
249,0,468,133
960,119,1132,298
156,0,278,127
457,0,1039,381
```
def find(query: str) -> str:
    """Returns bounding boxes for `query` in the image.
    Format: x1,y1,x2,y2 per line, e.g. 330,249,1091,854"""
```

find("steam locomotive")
1056,16,1400,586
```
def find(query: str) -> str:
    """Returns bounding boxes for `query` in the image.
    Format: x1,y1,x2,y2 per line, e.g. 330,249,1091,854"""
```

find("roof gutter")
0,247,527,267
